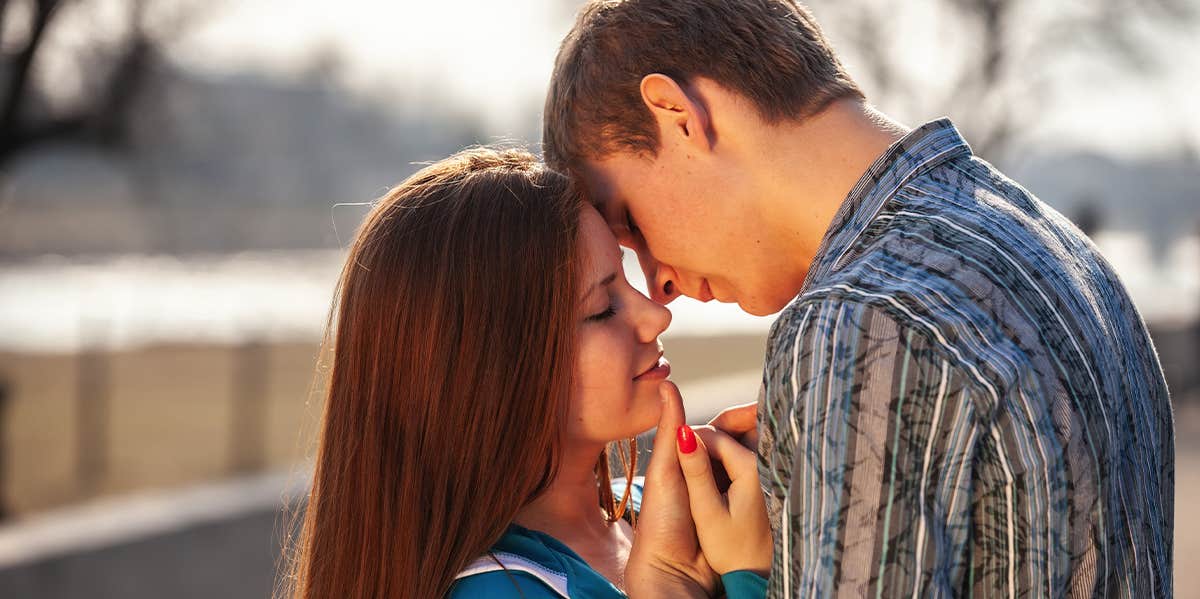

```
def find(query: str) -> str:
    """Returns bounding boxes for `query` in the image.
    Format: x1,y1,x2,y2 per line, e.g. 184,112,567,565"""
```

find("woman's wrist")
722,566,769,579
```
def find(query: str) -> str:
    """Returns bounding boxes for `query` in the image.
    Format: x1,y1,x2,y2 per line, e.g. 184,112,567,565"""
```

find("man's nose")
637,252,681,305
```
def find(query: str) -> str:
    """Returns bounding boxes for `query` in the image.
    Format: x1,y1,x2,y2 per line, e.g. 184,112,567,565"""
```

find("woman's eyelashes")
587,303,617,322
586,297,619,322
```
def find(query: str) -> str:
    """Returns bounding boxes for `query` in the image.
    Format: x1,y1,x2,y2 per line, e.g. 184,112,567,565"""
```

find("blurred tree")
0,0,209,167
807,0,1196,163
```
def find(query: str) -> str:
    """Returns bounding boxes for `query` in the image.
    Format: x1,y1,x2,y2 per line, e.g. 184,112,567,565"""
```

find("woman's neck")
514,443,614,538
513,442,634,590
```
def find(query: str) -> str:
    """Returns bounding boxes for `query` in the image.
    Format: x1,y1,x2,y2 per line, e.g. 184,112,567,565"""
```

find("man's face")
581,150,802,317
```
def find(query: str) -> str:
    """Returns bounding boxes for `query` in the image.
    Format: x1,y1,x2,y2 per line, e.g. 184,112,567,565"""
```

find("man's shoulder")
765,266,1015,393
766,288,913,357
772,255,942,338
780,156,1074,343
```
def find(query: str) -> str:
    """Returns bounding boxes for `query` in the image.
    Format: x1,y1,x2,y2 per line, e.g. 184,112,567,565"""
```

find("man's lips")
634,355,671,381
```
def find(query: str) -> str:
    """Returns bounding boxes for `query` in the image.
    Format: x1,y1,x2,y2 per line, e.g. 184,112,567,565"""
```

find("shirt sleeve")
759,299,984,597
721,570,768,599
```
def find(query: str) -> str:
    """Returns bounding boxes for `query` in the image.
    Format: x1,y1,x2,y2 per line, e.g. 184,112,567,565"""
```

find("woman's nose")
634,291,672,342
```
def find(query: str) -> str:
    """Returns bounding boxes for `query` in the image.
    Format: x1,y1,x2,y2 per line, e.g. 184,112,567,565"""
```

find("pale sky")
35,0,1200,158
171,0,570,133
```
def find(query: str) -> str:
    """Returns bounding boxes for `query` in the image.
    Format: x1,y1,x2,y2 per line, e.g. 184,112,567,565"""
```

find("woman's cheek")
577,336,606,391
570,336,610,403
586,328,628,383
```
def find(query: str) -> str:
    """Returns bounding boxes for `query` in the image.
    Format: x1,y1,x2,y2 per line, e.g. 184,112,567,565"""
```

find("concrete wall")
0,471,306,599
0,342,324,516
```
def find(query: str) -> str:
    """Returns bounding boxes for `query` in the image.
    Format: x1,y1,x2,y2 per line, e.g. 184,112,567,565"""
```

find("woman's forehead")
578,205,622,282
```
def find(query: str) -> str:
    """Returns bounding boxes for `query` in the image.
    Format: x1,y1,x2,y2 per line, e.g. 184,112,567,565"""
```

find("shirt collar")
801,118,972,291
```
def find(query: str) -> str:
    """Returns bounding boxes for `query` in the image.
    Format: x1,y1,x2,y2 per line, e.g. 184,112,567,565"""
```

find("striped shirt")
757,119,1174,598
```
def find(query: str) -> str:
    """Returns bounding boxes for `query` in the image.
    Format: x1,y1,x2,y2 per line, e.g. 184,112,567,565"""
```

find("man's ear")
639,73,713,152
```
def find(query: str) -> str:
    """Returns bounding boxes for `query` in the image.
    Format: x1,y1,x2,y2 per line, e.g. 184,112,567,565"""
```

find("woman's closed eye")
582,271,620,322
586,301,618,322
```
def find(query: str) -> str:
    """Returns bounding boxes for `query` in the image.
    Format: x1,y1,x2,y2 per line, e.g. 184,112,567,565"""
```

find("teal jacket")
447,479,766,598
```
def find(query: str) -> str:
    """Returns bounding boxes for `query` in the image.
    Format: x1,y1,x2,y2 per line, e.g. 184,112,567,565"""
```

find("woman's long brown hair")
281,148,634,599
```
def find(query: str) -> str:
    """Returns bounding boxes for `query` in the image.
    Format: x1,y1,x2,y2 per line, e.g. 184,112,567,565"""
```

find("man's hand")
706,400,758,452
625,382,720,599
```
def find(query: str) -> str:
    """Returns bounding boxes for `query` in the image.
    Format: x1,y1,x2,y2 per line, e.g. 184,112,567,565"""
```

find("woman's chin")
630,391,665,433
589,390,667,443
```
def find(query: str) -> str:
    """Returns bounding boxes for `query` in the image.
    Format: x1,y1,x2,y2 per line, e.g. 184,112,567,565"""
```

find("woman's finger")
676,425,727,522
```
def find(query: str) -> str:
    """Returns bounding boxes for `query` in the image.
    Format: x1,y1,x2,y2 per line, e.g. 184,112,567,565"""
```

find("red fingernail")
677,425,697,454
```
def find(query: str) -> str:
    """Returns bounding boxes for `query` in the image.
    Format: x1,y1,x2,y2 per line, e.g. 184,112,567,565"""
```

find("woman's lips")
698,279,714,302
634,356,671,381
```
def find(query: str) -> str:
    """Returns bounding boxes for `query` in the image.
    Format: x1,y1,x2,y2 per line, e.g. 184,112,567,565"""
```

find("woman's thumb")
644,381,687,482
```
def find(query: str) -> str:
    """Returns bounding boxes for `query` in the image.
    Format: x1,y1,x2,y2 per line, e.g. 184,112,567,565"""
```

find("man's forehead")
577,162,619,216
579,155,644,214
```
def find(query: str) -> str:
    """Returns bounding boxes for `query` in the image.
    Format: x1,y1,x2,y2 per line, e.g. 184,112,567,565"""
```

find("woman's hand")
624,382,720,599
675,423,773,577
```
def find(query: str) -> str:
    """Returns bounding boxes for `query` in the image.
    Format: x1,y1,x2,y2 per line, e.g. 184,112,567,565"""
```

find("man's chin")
737,297,790,317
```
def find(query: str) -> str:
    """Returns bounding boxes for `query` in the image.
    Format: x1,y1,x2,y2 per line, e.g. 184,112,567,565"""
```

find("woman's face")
569,204,673,445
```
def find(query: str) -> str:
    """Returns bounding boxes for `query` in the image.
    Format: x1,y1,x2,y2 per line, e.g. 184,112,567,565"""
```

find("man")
542,0,1174,597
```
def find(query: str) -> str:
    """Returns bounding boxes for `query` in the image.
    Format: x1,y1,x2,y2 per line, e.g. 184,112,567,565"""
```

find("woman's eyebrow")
584,272,617,300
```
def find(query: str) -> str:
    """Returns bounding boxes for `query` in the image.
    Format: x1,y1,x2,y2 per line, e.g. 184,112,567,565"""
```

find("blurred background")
0,0,1196,597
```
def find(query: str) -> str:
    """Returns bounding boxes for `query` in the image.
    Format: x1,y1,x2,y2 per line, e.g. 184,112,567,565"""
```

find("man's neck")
755,99,908,274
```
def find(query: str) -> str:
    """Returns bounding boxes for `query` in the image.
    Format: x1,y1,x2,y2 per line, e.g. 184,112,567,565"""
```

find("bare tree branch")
1,0,62,160
0,0,214,167
812,0,1194,162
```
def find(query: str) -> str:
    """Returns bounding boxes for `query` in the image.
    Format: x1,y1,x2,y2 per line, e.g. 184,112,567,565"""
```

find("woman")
282,148,769,598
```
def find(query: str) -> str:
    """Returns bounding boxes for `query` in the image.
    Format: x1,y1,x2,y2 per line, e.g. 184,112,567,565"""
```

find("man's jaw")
675,276,716,303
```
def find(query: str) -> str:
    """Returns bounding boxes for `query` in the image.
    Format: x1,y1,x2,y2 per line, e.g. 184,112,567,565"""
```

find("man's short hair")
543,0,863,173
